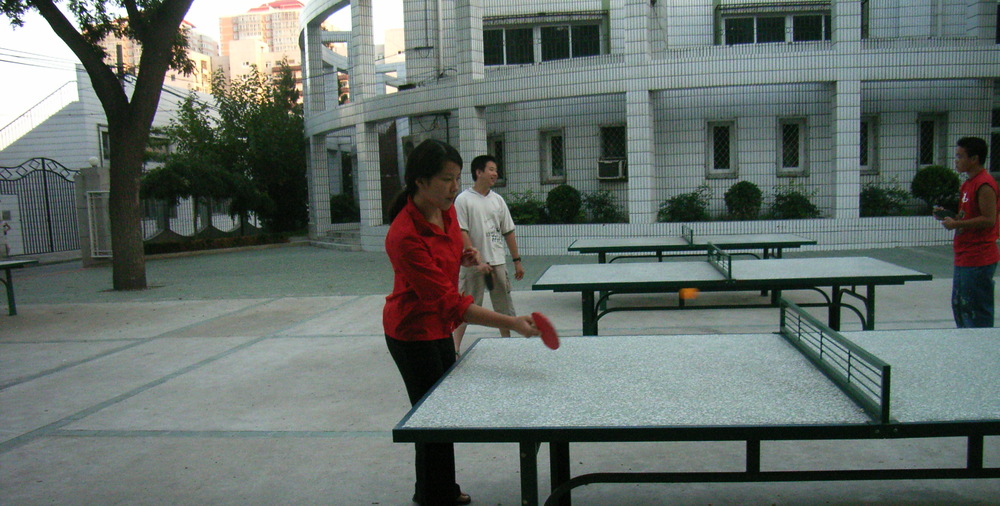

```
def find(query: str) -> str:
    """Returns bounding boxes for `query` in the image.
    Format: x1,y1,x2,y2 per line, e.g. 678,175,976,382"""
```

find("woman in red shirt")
384,139,539,505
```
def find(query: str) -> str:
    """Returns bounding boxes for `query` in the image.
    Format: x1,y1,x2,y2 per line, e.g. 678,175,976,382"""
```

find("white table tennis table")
393,301,999,506
533,246,932,334
568,225,816,263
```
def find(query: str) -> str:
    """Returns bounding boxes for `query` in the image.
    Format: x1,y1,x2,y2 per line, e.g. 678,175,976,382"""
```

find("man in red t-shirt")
936,136,999,327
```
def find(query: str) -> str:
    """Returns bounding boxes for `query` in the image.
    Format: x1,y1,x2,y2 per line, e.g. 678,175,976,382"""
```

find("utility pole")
116,44,125,83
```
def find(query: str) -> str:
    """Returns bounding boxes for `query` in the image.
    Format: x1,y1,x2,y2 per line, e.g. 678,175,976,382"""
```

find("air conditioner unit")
597,159,627,180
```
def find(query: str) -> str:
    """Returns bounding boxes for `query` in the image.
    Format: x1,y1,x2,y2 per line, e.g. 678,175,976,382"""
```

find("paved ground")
1,243,997,505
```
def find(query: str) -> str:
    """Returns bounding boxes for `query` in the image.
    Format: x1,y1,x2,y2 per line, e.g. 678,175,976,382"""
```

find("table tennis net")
681,224,695,245
707,243,733,279
778,299,891,424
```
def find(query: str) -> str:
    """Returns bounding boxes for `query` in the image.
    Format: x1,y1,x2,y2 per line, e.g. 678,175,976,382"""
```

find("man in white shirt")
453,155,523,351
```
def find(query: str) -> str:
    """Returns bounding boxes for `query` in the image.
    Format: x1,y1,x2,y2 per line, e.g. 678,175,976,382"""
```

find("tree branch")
121,0,144,38
29,0,126,111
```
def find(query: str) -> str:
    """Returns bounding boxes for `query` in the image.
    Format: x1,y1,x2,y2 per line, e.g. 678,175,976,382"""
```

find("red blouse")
383,199,474,341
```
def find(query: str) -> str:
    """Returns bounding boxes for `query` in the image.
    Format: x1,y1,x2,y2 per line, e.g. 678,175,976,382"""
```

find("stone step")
311,228,362,252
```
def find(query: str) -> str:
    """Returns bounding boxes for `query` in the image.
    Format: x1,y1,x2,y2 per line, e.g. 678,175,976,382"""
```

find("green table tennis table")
568,225,816,263
394,301,999,506
533,246,932,335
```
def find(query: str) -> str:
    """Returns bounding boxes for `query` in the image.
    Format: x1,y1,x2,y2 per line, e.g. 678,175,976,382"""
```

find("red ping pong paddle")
531,312,559,350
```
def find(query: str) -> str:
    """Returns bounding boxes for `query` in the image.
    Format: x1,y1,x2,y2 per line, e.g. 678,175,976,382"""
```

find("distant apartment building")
217,0,305,93
97,20,218,93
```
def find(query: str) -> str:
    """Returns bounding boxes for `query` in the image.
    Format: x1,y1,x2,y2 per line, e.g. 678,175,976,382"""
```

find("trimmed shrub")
507,190,547,224
583,190,627,223
658,185,711,222
724,181,762,220
144,233,289,255
769,183,821,219
860,181,910,217
910,165,959,212
546,184,582,224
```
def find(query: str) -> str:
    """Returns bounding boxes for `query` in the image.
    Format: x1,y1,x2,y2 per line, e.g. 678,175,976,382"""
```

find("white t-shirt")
455,187,515,266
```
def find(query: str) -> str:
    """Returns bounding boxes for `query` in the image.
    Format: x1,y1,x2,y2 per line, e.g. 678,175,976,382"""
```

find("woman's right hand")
511,315,541,338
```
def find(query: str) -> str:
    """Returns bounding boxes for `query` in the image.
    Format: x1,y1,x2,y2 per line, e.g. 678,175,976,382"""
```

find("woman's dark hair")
388,139,463,221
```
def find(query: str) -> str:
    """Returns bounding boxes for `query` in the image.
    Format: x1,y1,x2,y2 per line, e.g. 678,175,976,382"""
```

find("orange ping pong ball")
679,288,699,300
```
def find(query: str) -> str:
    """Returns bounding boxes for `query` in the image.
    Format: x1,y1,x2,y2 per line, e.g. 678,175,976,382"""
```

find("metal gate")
0,158,80,255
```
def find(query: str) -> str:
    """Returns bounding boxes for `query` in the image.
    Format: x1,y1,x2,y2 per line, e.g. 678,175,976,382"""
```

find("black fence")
0,158,79,255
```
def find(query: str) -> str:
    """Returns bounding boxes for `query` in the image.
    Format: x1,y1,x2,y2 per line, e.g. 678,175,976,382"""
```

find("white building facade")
300,0,1000,254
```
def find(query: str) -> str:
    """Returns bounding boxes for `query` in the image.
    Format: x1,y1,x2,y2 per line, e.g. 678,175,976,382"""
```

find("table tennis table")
1,258,38,316
393,300,999,506
568,225,816,263
533,246,932,334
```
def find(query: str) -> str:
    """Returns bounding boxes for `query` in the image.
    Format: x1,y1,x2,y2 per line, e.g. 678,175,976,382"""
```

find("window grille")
707,121,738,178
714,124,732,170
488,134,507,185
778,118,807,175
861,117,878,174
600,126,627,159
782,123,801,168
541,129,566,183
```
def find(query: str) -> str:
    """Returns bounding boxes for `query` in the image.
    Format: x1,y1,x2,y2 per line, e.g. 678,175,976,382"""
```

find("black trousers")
385,335,461,505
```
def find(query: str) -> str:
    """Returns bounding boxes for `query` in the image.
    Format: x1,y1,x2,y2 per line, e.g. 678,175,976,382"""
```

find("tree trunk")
108,123,148,291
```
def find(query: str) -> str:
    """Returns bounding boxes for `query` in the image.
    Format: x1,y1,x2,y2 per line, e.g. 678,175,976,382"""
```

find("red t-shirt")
383,199,474,341
954,169,1000,267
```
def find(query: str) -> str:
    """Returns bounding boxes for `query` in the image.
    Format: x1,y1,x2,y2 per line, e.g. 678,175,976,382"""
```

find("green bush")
910,165,959,212
657,185,711,222
329,193,360,223
769,183,821,219
860,181,910,217
724,181,762,220
507,190,547,224
546,184,582,224
582,190,627,223
144,233,289,255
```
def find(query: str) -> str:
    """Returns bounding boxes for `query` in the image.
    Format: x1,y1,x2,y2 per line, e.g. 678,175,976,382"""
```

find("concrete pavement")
1,243,998,505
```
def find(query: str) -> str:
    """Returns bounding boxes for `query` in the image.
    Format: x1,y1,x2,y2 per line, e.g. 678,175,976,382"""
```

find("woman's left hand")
461,247,481,267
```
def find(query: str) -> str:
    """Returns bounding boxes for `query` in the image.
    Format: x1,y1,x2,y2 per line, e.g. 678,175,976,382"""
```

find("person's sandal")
411,492,472,505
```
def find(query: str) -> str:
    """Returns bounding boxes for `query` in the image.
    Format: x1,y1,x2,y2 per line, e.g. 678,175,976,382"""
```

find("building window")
540,129,566,183
720,4,832,45
778,118,808,175
707,121,737,178
990,108,999,172
917,114,947,167
99,127,111,161
541,24,601,61
861,0,870,39
488,133,507,186
860,116,878,174
484,13,605,66
600,125,627,159
484,28,533,65
598,125,627,180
